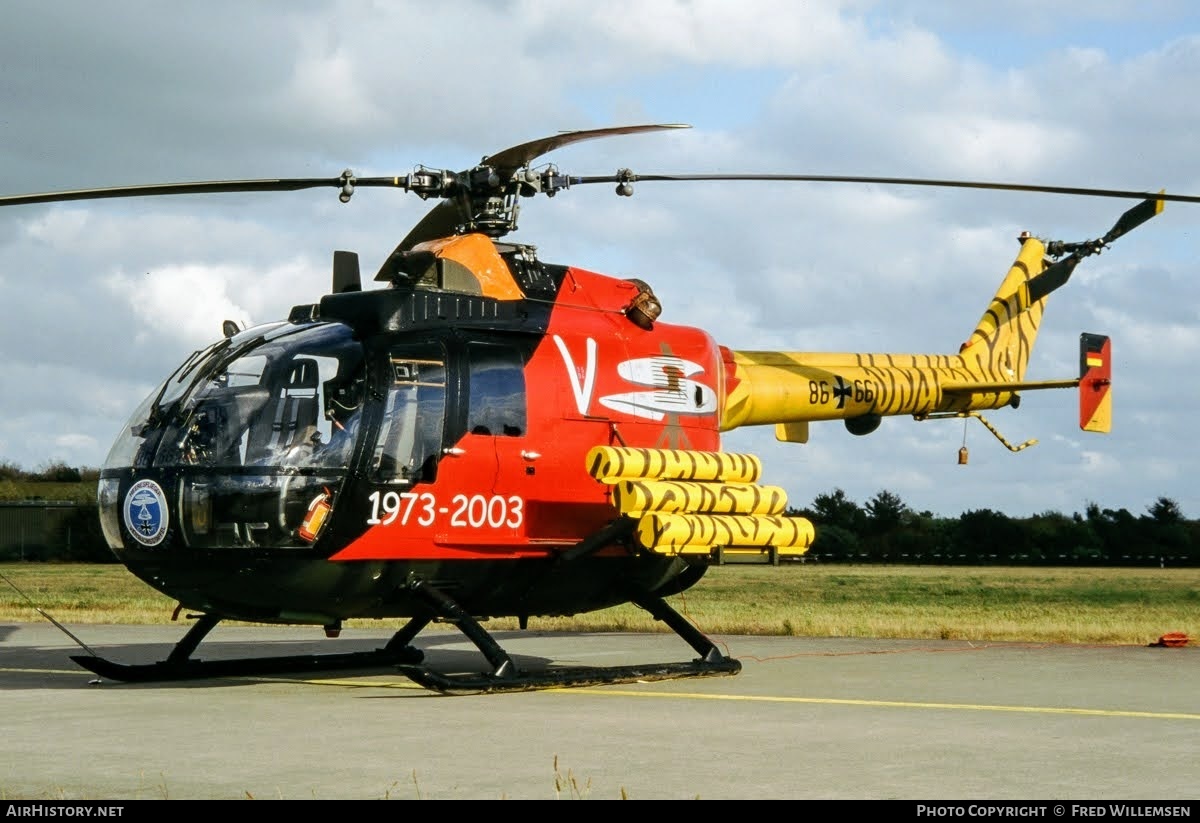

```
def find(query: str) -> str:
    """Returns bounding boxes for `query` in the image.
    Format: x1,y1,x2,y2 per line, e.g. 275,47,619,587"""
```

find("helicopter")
4,123,1195,694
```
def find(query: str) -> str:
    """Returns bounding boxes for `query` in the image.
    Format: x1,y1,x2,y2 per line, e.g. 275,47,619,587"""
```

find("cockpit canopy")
106,320,365,473
99,320,367,552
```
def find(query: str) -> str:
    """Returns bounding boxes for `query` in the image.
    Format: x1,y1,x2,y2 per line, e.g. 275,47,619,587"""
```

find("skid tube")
70,612,428,683
396,576,742,694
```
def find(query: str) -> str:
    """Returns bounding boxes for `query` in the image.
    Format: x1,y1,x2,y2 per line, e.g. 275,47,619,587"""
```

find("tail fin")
1079,333,1112,433
957,236,1051,382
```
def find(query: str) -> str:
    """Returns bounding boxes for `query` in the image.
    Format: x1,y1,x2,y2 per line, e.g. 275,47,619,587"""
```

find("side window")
371,343,447,483
467,343,526,437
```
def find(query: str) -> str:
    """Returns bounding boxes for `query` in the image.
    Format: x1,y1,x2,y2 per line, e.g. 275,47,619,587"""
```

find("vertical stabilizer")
957,236,1050,383
1079,333,1112,433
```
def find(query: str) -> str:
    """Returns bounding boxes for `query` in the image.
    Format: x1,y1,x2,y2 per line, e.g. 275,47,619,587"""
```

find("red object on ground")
1149,632,1190,647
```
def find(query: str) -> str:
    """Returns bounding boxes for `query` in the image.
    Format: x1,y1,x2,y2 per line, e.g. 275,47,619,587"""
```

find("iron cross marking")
833,375,852,409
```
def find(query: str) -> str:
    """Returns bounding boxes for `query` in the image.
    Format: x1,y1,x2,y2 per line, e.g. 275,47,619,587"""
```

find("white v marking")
553,335,597,416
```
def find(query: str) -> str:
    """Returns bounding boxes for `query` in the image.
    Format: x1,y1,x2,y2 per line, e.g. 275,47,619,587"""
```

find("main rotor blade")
574,173,1200,204
0,177,352,207
484,124,690,173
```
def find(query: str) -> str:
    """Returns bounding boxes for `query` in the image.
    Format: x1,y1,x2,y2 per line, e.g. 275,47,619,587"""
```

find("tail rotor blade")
1104,193,1165,244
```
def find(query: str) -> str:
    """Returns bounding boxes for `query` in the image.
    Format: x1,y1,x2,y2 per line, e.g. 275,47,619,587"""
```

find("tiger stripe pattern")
636,513,815,554
586,446,762,483
585,446,812,560
720,237,1054,430
612,479,787,516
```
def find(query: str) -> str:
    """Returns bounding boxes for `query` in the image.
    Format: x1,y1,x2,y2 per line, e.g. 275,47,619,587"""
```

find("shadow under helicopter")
0,627,570,692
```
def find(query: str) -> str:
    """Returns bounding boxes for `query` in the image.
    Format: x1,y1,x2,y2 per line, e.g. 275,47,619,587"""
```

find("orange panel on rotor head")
414,233,524,300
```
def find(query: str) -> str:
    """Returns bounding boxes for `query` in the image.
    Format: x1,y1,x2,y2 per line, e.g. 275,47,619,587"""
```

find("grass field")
2,562,1196,646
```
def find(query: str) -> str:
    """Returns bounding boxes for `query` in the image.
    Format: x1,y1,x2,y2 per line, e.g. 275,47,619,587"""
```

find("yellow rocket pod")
612,479,788,516
585,446,762,483
636,513,814,554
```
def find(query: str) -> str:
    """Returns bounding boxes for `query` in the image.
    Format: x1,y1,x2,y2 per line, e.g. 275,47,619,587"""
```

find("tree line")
790,489,1198,566
0,459,99,484
1,462,1196,565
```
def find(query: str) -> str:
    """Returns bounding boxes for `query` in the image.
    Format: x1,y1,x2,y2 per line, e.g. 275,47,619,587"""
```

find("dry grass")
2,562,1197,646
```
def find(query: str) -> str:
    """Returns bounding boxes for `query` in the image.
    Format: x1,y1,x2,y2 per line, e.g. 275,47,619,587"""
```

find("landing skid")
396,577,742,694
70,612,427,683
68,579,742,693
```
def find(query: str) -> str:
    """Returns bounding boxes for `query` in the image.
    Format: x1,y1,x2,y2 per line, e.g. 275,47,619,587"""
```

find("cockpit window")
371,342,447,484
149,338,227,422
151,322,365,470
98,320,367,551
467,342,526,436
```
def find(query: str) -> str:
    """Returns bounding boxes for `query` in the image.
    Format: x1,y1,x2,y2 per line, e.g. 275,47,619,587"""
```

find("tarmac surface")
1,621,1198,801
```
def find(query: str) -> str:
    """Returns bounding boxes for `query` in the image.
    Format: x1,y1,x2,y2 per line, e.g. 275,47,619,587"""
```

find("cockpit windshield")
99,320,366,551
135,322,364,471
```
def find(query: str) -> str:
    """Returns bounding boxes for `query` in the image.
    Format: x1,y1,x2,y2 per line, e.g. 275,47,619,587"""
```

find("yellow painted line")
554,689,1200,720
249,675,425,690
9,664,1195,717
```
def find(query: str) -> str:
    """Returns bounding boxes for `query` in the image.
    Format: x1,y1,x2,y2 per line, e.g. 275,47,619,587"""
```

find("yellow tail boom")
719,235,1102,443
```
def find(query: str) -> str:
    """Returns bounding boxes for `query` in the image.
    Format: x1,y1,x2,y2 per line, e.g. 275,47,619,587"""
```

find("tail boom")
719,350,1021,432
718,237,1105,438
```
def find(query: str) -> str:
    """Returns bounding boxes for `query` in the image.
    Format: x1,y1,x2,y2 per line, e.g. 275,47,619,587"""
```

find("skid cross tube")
395,576,741,694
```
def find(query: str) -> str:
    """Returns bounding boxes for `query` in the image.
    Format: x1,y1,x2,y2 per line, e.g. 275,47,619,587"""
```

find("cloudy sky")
1,0,1197,519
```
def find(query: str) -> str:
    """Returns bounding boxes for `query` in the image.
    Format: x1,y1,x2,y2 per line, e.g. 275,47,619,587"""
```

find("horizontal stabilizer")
942,378,1079,396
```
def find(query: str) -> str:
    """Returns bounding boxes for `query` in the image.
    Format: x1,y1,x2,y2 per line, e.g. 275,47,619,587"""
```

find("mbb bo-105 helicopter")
5,124,1195,693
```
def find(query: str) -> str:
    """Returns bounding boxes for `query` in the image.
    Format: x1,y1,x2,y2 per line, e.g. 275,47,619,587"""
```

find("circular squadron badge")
124,478,170,547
